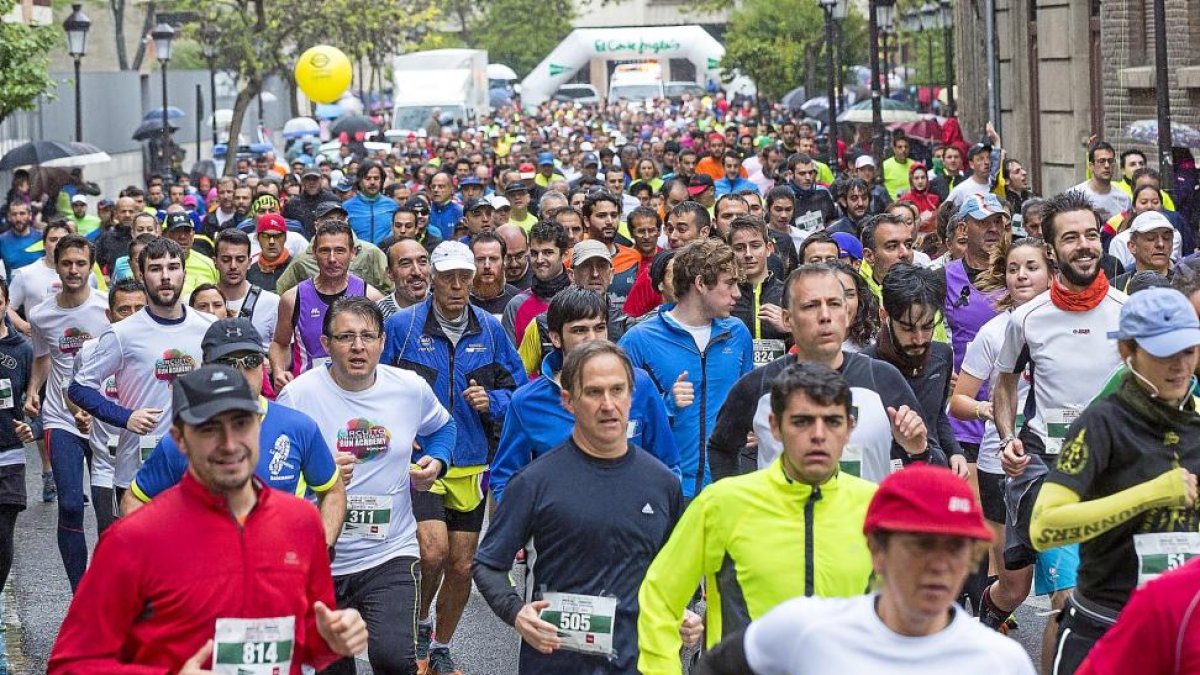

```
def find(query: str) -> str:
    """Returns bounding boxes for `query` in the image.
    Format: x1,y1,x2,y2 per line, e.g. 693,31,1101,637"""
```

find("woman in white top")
949,237,1051,636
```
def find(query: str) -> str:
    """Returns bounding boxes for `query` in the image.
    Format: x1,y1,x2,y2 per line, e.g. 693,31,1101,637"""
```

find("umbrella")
143,106,185,121
207,109,234,129
799,95,830,120
314,103,343,120
41,142,111,168
132,117,179,141
890,117,942,143
1124,119,1200,149
837,99,921,124
487,63,518,82
282,117,321,139
0,140,108,171
329,114,380,138
781,87,808,110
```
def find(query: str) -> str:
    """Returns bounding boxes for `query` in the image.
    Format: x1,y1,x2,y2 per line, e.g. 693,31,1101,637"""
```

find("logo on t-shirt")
103,376,117,398
268,434,292,478
154,349,197,382
58,327,91,355
337,418,391,461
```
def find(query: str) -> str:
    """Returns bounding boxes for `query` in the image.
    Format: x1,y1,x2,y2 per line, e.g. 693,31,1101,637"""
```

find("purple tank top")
944,259,1001,444
295,274,367,372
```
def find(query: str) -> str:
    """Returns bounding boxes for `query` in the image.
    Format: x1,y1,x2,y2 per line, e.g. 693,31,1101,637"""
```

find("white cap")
855,155,877,169
488,195,511,210
70,194,88,205
580,141,595,152
430,241,476,273
1128,210,1174,234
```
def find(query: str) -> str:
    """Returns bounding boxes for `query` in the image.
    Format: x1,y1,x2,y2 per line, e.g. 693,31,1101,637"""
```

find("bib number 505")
558,611,591,632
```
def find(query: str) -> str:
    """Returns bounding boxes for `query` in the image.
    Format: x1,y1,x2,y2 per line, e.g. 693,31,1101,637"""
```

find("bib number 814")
242,641,279,664
558,612,591,632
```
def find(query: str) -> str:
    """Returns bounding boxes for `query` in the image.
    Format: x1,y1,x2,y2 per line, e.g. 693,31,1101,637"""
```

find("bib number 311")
538,592,616,657
213,615,295,675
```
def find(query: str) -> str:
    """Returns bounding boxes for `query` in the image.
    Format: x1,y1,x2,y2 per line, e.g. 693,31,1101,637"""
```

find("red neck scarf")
257,248,290,273
1050,269,1109,312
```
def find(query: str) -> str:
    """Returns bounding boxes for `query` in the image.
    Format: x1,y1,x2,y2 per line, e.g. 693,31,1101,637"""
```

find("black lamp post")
819,0,840,170
877,0,895,100
201,23,218,145
868,0,885,159
831,0,848,117
152,21,175,177
920,2,939,110
63,4,91,143
940,0,956,116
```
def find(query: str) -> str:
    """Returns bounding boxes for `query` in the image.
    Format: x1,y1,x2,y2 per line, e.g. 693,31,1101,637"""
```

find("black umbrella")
329,114,380,138
132,117,179,141
0,140,97,171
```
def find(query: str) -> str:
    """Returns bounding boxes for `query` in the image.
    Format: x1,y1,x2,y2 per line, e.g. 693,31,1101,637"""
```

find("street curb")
2,571,28,675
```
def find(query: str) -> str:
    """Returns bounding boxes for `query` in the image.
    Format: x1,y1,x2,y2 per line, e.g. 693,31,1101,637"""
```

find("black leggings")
0,506,20,591
91,486,120,534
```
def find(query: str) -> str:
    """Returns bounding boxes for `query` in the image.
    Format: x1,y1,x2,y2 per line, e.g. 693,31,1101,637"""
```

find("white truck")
391,49,489,132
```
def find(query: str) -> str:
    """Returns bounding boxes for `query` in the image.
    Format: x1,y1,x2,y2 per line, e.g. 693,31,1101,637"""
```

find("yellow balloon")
295,45,352,104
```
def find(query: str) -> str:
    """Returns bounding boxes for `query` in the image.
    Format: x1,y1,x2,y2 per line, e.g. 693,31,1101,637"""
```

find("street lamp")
200,23,218,145
152,21,175,179
940,0,956,116
831,0,848,117
877,0,895,99
818,0,842,170
868,0,884,159
63,4,91,143
920,2,939,112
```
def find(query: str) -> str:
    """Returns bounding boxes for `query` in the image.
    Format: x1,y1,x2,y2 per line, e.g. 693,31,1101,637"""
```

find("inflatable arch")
520,25,725,105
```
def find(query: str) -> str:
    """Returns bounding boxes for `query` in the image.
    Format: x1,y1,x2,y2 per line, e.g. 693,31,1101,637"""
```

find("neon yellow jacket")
636,460,876,674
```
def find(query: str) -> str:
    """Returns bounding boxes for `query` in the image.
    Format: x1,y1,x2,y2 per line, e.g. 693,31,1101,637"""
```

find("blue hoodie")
490,351,681,503
618,306,754,498
343,193,398,245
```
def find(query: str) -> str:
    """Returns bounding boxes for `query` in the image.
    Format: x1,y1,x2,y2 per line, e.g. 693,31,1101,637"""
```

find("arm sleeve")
501,295,521,345
707,377,754,481
46,530,167,675
298,418,339,493
1031,475,1189,551
875,364,937,461
639,377,682,480
637,496,712,675
995,312,1024,374
485,327,528,418
517,321,542,377
473,471,538,624
127,436,186,503
69,329,132,428
489,402,533,504
472,561,524,627
693,629,754,675
28,310,49,358
936,355,963,457
300,517,340,671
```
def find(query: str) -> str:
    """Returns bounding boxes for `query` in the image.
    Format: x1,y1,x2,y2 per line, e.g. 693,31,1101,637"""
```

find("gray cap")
172,365,261,426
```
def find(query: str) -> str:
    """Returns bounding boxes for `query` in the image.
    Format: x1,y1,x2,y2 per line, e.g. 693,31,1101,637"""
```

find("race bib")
342,494,391,540
213,615,295,675
752,339,787,367
794,210,823,233
139,434,162,463
1134,532,1200,585
0,379,12,410
1041,408,1080,455
539,592,616,657
840,444,863,477
107,439,119,460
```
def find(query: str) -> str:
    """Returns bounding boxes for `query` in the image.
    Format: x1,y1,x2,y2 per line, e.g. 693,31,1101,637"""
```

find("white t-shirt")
960,312,1030,474
1106,227,1182,270
996,288,1125,455
277,364,452,577
1072,180,1132,221
946,176,991,205
745,594,1037,674
74,339,132,489
665,310,711,352
73,307,213,481
10,261,61,314
225,286,281,347
28,291,110,437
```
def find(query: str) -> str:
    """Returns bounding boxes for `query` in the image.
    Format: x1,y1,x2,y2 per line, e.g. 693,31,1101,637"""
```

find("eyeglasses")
504,253,528,263
216,352,265,370
328,331,382,345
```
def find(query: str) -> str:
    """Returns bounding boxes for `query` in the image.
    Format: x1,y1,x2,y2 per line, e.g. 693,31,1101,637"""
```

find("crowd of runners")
0,92,1197,674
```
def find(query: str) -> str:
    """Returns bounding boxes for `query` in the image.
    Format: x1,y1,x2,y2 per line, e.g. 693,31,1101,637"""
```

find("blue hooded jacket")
343,193,398,245
490,351,681,503
381,297,526,467
618,306,754,498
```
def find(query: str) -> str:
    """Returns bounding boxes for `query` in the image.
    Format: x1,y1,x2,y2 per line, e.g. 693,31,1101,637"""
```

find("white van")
608,63,664,106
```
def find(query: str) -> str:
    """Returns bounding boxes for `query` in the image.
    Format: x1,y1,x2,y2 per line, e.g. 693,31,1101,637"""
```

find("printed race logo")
58,327,91,355
154,349,197,382
103,376,118,398
337,418,391,461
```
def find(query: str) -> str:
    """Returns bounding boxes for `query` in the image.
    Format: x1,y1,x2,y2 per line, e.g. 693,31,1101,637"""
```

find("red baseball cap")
255,213,287,235
864,464,993,541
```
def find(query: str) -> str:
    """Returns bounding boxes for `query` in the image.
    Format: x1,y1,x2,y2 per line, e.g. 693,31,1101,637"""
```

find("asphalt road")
7,446,1051,673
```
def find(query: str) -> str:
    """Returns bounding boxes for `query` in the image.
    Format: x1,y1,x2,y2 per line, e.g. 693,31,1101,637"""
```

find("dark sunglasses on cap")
216,353,265,370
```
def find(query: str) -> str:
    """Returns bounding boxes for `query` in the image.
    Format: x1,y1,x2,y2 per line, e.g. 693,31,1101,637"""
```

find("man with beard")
496,224,532,291
25,235,112,590
994,190,1128,669
161,211,219,298
378,238,430,319
859,214,916,302
343,161,398,246
503,222,572,346
270,221,384,389
214,228,280,348
1072,141,1131,222
827,179,873,237
469,232,521,320
68,238,213,580
283,168,338,238
199,178,241,241
582,191,641,280
865,263,967,478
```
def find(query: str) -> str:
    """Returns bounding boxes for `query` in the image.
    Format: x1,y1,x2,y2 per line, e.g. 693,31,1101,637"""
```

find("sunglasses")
216,352,265,370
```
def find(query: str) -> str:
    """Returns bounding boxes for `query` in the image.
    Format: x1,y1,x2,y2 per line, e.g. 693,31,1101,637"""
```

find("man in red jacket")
48,365,367,674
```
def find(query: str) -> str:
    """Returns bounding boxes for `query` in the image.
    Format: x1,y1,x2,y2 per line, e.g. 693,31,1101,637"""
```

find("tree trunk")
223,78,263,177
109,0,129,70
283,70,300,118
805,44,817,102
131,2,155,72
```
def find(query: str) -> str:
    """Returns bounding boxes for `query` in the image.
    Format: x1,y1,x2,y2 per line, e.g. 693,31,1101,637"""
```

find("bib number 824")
242,641,279,664
558,612,591,632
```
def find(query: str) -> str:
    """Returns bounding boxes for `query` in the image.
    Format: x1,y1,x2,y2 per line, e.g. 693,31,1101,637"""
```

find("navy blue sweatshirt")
0,319,41,452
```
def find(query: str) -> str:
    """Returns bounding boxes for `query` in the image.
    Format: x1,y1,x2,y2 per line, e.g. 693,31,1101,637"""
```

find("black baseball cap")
504,181,530,195
301,167,322,179
314,201,348,219
172,365,261,425
464,197,494,213
202,318,265,363
968,142,992,159
164,212,193,231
